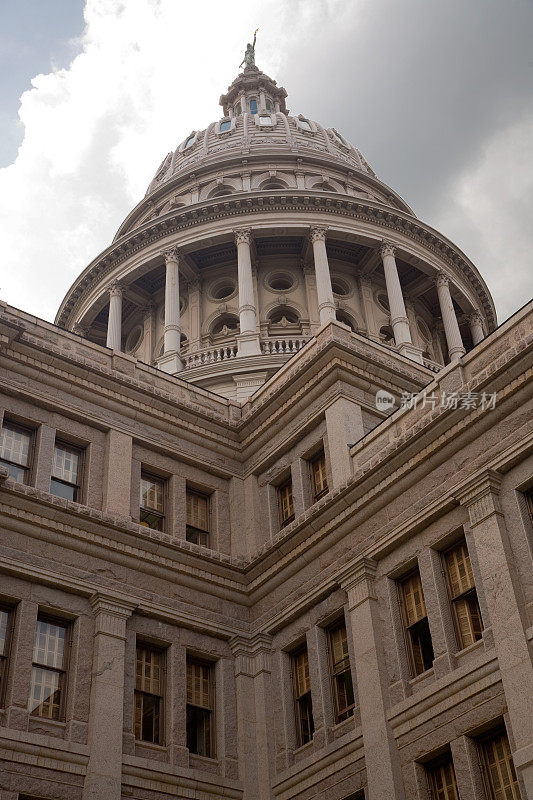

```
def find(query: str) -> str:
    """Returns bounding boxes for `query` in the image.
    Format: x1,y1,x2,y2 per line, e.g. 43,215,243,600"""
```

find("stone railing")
183,344,238,369
261,337,310,355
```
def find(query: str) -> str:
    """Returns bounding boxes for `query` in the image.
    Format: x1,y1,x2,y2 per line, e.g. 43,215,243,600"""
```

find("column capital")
229,632,273,677
90,592,136,639
234,227,253,245
380,240,396,258
107,280,123,298
454,469,503,524
468,310,483,326
434,271,450,289
309,225,328,243
336,555,378,608
161,245,181,264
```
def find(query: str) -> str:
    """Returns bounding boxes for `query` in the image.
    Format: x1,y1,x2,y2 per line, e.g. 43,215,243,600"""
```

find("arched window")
249,98,258,114
261,179,288,190
336,311,357,332
209,186,233,198
268,307,300,329
211,314,239,337
379,325,394,344
219,119,231,133
184,134,196,149
299,118,312,131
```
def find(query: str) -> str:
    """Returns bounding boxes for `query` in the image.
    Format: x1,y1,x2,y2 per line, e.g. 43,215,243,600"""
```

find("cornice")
55,191,496,333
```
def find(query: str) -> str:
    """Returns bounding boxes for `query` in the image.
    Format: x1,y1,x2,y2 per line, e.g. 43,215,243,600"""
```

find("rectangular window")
328,621,355,723
0,421,32,483
292,647,314,746
482,732,520,800
29,617,68,720
310,451,328,501
0,607,13,704
134,644,163,744
186,489,209,546
525,489,533,521
186,659,214,757
140,473,165,531
278,478,295,527
400,570,434,676
429,759,460,800
444,540,483,650
50,441,82,501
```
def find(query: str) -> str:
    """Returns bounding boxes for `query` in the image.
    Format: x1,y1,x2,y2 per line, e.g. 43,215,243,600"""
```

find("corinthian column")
106,282,123,351
234,228,261,356
380,242,422,363
309,226,336,325
158,247,184,374
435,272,465,361
468,311,485,346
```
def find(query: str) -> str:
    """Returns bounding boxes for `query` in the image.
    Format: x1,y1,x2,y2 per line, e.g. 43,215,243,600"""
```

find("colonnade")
103,229,483,372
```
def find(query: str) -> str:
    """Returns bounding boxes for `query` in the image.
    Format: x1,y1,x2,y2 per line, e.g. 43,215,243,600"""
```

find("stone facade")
0,62,532,800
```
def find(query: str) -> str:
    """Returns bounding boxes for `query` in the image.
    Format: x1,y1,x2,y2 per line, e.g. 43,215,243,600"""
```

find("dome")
56,61,497,401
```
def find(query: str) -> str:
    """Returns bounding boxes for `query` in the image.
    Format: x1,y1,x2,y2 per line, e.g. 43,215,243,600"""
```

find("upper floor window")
29,616,68,720
0,421,32,483
184,134,196,149
186,489,209,547
140,473,165,531
186,658,214,757
482,732,520,800
444,540,483,650
259,115,273,126
134,644,164,744
400,570,434,676
310,451,328,501
292,647,314,746
249,98,258,114
328,621,354,723
265,99,273,111
0,607,13,704
428,758,459,800
299,118,312,131
278,478,295,528
51,441,82,502
219,119,231,133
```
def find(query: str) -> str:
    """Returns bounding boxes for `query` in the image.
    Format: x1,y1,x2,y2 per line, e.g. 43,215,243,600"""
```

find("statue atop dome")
239,29,258,69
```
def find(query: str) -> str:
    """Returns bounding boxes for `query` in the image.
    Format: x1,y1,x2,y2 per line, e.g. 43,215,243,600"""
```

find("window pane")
311,452,328,498
0,424,31,467
279,480,294,524
29,666,62,719
187,704,212,756
430,760,460,800
402,571,427,626
33,619,66,669
135,646,162,694
134,691,161,743
187,660,212,709
140,476,164,512
187,491,209,531
297,692,314,745
50,478,77,501
484,733,520,800
249,99,258,113
53,443,79,484
219,120,231,132
0,609,8,656
409,617,434,675
455,594,483,649
445,541,475,598
293,649,311,698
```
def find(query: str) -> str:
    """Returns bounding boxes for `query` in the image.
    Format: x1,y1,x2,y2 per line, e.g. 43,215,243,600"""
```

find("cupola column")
158,246,184,374
106,282,123,351
380,242,423,364
234,229,261,356
435,273,466,361
309,227,336,325
469,311,485,346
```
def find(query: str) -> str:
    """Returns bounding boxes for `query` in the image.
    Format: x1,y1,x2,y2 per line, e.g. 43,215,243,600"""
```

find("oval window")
184,134,196,149
212,282,235,300
125,325,143,353
331,278,350,296
268,273,294,291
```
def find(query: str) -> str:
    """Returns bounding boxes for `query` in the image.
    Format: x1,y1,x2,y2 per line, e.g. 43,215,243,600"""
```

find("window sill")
409,666,434,687
455,637,484,659
134,739,166,750
293,738,314,756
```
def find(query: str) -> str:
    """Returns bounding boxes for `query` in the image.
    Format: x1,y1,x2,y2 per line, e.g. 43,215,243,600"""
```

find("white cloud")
433,114,533,322
0,0,352,322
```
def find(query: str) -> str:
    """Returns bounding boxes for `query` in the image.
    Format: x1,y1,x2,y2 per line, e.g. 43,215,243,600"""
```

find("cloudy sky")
1,0,532,324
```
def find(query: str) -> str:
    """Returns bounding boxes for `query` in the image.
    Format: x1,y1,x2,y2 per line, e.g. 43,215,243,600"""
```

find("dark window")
0,607,13,704
249,98,258,114
482,732,520,800
278,478,295,527
186,489,209,546
186,659,214,757
50,441,82,501
292,647,314,746
29,617,68,720
400,571,434,676
140,473,165,531
310,451,328,501
134,644,163,744
429,758,460,800
444,539,483,650
219,119,231,132
328,621,354,723
0,421,32,483
526,489,533,521
184,134,195,149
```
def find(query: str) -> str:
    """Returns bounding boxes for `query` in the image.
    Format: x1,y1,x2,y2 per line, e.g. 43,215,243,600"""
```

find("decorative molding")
107,280,123,298
229,633,273,677
90,592,136,639
336,556,378,609
161,245,181,263
234,227,252,245
309,225,328,243
380,240,396,258
454,469,503,525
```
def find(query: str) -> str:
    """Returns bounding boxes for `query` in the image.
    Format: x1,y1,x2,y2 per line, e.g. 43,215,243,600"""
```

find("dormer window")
265,99,273,112
249,98,258,114
299,118,312,131
219,119,231,133
259,115,273,126
184,134,196,149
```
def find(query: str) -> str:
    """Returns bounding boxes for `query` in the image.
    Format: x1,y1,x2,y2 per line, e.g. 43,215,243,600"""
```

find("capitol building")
0,54,532,800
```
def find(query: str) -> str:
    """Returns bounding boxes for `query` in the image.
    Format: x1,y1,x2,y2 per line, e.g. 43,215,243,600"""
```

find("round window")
211,281,236,300
417,319,431,342
125,325,143,353
268,273,294,291
331,278,350,296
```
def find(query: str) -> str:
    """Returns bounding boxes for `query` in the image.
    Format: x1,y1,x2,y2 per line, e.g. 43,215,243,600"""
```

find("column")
234,229,261,356
338,557,405,800
83,594,135,800
142,303,155,364
310,226,336,325
106,282,122,351
456,471,533,795
435,272,465,361
188,279,201,351
158,247,183,374
469,311,485,346
302,264,320,333
229,634,274,800
380,242,423,363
